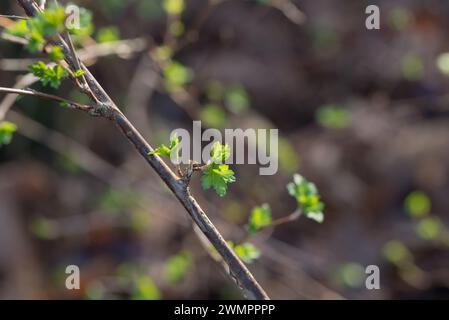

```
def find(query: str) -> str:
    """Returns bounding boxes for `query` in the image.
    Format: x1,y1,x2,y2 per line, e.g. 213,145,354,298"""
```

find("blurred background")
0,0,449,299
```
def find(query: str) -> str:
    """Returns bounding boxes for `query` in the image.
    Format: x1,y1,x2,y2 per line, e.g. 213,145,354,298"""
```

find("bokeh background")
0,0,449,299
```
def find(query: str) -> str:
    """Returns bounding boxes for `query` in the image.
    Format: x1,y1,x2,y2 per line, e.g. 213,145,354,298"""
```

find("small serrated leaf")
201,163,235,197
73,69,85,78
287,174,325,223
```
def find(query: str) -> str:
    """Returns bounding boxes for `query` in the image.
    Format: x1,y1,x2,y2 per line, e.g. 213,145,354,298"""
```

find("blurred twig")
0,87,91,112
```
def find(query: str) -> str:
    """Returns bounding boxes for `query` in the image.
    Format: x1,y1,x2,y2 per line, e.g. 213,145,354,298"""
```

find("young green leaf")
148,133,179,160
73,69,85,78
29,5,66,37
210,141,231,164
67,7,94,38
201,143,234,197
29,61,68,89
247,204,272,234
201,163,235,197
48,45,65,62
26,29,45,53
0,121,17,147
287,174,325,223
5,19,29,37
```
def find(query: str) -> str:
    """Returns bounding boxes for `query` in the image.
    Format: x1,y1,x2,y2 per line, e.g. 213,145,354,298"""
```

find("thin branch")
0,38,148,71
0,14,28,20
0,86,91,112
1,32,28,45
63,31,98,102
38,0,46,10
238,209,302,246
16,0,269,300
270,209,302,228
0,73,37,120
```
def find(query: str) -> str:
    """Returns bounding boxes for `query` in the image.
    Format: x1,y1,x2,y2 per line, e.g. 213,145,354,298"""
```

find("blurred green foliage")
401,54,424,81
29,217,57,240
163,61,193,92
436,52,449,76
200,104,227,128
99,188,140,215
333,262,364,288
0,121,17,147
316,105,351,129
132,275,161,300
416,217,442,241
101,0,128,16
404,191,431,218
84,281,105,300
382,240,412,267
163,251,193,284
135,0,164,18
278,138,300,174
225,85,250,114
312,28,340,55
247,204,272,235
96,26,120,43
169,20,185,37
206,81,225,102
388,7,412,31
230,242,261,264
163,0,185,15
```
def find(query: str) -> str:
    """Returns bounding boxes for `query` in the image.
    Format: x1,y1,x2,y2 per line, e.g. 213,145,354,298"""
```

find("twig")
0,86,91,112
0,73,37,121
38,0,46,10
0,38,148,71
0,14,28,20
16,0,269,300
269,209,302,228
1,32,28,45
238,209,302,245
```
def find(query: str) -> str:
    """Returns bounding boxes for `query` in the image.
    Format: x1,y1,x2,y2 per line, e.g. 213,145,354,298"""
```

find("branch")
0,14,28,19
15,0,269,300
0,73,37,120
270,209,302,228
1,32,28,45
0,38,148,71
0,87,91,112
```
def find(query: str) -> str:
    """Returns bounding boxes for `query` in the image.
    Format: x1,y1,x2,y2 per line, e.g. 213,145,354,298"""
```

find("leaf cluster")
287,174,325,223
